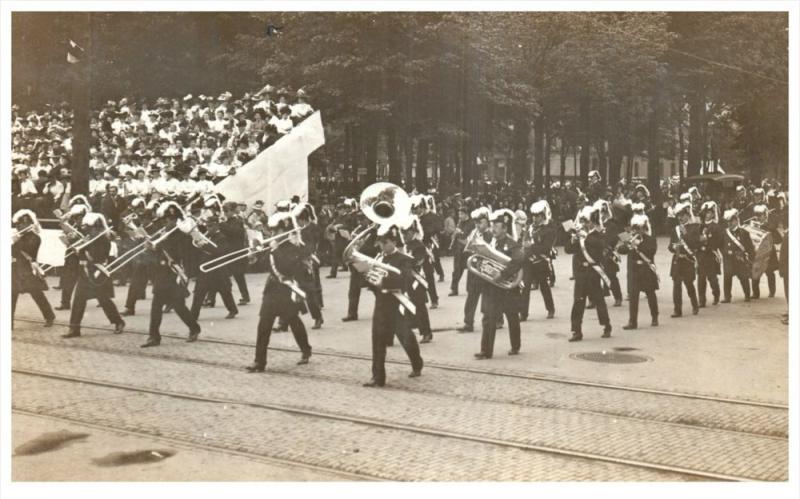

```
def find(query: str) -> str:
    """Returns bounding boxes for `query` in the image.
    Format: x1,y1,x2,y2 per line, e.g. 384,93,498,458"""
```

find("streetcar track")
15,317,788,410
11,334,788,440
11,409,377,481
12,368,748,482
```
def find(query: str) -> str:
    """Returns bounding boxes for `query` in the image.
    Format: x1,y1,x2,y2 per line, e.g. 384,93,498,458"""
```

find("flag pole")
69,13,91,197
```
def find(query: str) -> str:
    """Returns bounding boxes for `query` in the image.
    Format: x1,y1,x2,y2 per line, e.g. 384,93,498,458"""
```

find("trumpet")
199,227,302,273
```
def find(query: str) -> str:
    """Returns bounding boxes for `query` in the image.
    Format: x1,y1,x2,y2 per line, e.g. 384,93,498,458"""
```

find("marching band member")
668,201,701,317
62,212,126,339
55,197,91,311
11,210,55,326
221,201,251,306
327,199,356,279
423,194,446,283
190,214,239,321
721,209,754,303
412,195,440,308
565,206,612,342
474,209,524,359
457,206,491,333
697,201,723,307
402,215,433,344
449,206,474,297
140,202,202,347
246,212,312,372
121,197,152,316
594,199,624,307
520,200,556,321
296,203,325,329
618,214,659,330
341,210,373,322
751,204,780,299
363,223,423,387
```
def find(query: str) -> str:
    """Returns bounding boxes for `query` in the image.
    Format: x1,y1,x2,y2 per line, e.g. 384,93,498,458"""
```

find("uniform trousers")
371,296,422,384
191,276,238,320
697,267,720,305
480,287,521,357
69,281,123,332
463,273,483,326
12,290,55,322
148,291,199,342
253,301,311,368
570,272,610,333
629,283,658,325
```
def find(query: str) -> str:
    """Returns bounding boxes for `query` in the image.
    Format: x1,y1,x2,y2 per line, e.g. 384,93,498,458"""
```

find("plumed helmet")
470,206,491,221
723,208,740,222
630,214,652,236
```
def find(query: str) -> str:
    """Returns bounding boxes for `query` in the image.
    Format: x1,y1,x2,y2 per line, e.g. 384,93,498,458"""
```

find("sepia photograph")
1,1,797,496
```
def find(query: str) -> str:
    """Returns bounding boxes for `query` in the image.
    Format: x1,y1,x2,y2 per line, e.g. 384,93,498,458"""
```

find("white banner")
214,111,325,212
39,229,66,267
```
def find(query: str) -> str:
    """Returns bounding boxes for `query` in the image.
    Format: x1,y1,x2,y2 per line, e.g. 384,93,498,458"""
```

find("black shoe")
622,323,637,330
187,330,200,342
363,379,385,387
508,349,519,356
114,321,125,334
651,317,659,327
568,332,583,342
752,294,760,300
408,368,422,378
519,315,528,322
55,305,70,311
692,307,699,315
448,291,458,297
613,299,622,307
62,329,80,338
769,292,775,298
546,311,555,319
238,299,249,306
225,312,237,319
121,309,135,316
140,339,160,348
457,325,473,333
721,298,731,303
245,363,265,373
420,334,432,344
671,311,682,318
430,302,438,309
43,318,55,328
601,324,612,338
297,350,312,365
312,318,323,329
474,352,491,360
341,316,358,322
713,296,720,305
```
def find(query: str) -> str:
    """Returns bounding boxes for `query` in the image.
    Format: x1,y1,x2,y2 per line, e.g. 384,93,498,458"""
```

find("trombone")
198,227,302,273
90,225,178,283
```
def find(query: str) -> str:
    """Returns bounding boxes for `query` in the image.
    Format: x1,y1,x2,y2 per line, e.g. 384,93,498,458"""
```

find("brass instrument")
343,182,416,314
464,231,523,291
198,227,302,273
11,223,40,243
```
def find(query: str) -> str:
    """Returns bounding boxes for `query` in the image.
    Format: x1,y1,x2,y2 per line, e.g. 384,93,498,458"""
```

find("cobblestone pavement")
12,339,788,481
13,373,697,481
15,237,788,403
12,412,350,481
12,324,788,438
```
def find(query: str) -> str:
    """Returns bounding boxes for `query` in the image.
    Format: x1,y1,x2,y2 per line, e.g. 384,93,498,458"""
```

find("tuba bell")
464,231,523,290
343,182,416,314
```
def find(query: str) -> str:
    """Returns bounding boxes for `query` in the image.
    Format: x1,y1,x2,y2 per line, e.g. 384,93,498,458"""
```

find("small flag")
67,39,84,64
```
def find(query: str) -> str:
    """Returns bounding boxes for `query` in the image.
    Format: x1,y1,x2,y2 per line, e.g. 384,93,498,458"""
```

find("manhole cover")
570,351,652,364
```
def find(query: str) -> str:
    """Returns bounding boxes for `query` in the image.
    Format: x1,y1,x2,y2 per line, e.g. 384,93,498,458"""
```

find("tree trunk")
647,107,661,210
70,15,92,196
364,126,378,186
416,139,429,192
608,138,623,186
403,131,414,190
559,140,567,186
533,117,544,194
687,90,705,177
579,100,591,184
512,118,530,185
678,120,685,183
387,125,401,185
544,131,552,198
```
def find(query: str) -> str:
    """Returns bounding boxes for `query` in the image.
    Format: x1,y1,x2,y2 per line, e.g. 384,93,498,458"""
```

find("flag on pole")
214,111,325,211
67,39,84,64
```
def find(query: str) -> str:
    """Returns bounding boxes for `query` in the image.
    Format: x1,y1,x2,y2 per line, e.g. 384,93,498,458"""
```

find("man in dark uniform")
668,201,701,317
341,212,374,322
565,206,612,342
595,199,626,307
413,195,440,308
327,200,356,278
297,202,324,329
474,209,524,359
402,216,433,344
457,207,491,332
697,201,723,307
55,199,91,310
520,200,556,320
190,214,238,321
62,213,125,338
140,202,201,347
721,208,755,303
619,214,659,329
11,210,55,326
120,198,152,316
751,203,779,299
449,207,474,296
362,223,423,387
246,212,312,371
221,201,250,305
421,194,445,282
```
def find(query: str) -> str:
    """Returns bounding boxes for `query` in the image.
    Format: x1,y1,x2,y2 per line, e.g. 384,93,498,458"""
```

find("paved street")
11,238,789,481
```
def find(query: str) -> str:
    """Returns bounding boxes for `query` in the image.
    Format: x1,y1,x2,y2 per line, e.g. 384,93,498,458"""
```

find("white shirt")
275,116,294,135
90,179,107,196
19,179,38,196
290,102,314,119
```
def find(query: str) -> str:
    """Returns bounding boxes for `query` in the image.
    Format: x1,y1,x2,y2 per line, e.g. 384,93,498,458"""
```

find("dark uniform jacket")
404,238,429,304
420,212,444,247
618,233,659,291
12,232,48,293
77,234,115,299
722,224,755,278
220,214,248,274
368,249,414,298
150,229,191,299
522,223,556,280
669,222,701,280
565,230,606,280
452,219,475,257
262,241,308,317
480,234,524,314
698,222,724,274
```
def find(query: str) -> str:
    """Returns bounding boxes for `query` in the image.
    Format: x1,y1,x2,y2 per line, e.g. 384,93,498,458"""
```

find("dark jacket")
12,232,48,294
618,233,659,291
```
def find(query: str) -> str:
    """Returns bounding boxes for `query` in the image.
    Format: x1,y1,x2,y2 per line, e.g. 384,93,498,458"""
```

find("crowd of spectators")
11,84,315,218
